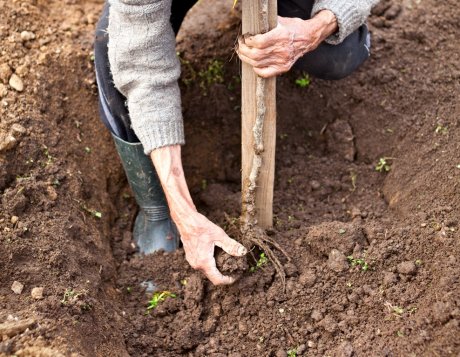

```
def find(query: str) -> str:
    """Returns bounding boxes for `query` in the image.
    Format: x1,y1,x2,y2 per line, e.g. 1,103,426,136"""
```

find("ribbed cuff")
108,0,163,16
312,1,360,45
132,113,185,155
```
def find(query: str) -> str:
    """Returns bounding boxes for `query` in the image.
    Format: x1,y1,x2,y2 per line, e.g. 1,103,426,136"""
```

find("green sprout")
295,73,311,88
435,124,448,135
347,256,369,271
81,204,102,219
249,252,268,272
287,348,297,357
375,157,392,173
198,59,224,91
147,291,177,311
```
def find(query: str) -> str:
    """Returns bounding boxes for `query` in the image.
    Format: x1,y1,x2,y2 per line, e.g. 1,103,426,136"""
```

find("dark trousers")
94,0,370,142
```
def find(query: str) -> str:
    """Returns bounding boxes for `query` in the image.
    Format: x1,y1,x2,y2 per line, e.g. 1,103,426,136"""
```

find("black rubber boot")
112,134,180,254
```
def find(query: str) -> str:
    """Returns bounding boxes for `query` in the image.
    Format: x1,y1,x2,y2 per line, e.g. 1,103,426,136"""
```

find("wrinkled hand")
237,12,337,78
178,212,247,285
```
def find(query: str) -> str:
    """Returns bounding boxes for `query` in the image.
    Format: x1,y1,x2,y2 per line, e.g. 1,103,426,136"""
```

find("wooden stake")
241,0,277,229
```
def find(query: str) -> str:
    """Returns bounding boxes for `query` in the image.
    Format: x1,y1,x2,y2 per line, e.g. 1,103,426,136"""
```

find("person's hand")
237,10,337,78
177,211,247,285
150,144,247,286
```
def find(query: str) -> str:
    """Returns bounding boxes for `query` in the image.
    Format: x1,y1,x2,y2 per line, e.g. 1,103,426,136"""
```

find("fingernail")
238,246,248,255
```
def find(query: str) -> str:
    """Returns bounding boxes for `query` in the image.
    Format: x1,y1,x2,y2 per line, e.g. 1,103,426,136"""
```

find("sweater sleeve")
312,0,380,45
107,0,184,154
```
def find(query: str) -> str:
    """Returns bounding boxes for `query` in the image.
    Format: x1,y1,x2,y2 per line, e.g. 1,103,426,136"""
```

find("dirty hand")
150,144,247,285
237,10,337,78
178,211,247,285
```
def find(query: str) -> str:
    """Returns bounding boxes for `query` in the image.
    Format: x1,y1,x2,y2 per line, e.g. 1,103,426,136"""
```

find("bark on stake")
241,0,288,284
241,0,276,228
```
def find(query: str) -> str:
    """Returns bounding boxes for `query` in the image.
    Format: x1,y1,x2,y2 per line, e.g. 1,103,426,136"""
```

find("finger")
238,42,268,61
237,52,261,68
245,27,281,49
215,235,247,257
204,265,235,286
254,65,282,78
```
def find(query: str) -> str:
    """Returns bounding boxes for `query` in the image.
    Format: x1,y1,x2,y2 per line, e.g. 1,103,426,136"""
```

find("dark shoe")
112,134,179,254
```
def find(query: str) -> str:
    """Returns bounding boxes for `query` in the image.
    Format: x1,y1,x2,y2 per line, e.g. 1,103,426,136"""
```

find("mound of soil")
1,0,459,356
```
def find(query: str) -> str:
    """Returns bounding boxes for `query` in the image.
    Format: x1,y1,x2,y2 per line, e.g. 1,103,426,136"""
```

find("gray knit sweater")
108,0,378,154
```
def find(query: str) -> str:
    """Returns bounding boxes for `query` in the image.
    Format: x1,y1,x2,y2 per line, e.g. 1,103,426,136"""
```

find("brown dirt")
1,0,459,356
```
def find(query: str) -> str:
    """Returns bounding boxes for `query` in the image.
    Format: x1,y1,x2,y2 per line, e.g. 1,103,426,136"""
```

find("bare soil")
1,0,459,356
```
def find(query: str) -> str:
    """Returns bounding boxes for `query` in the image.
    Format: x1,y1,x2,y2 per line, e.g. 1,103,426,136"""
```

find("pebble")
10,123,26,135
20,31,36,42
328,249,349,273
9,74,24,92
11,216,19,224
297,344,306,355
0,63,12,84
31,287,44,300
310,180,321,190
397,261,417,275
11,281,24,294
0,318,36,337
311,309,323,322
0,134,17,152
0,83,7,97
275,349,287,357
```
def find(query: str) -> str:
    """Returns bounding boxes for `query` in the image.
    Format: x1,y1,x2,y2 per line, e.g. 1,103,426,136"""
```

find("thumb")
215,235,247,257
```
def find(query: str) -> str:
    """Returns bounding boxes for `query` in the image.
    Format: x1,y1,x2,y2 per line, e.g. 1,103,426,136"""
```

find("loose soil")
1,0,459,356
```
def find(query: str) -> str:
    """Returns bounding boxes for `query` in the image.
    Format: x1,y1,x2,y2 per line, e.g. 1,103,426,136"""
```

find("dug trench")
1,0,459,356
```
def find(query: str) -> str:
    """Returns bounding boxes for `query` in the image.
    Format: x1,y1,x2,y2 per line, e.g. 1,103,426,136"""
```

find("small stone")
11,216,19,224
0,134,17,152
10,123,26,135
397,261,417,275
310,180,321,190
328,249,349,273
0,83,7,97
9,74,24,92
47,186,58,201
11,281,24,294
307,340,316,348
383,271,398,286
297,344,306,355
31,287,44,300
20,31,36,42
15,64,28,77
311,309,323,322
0,63,12,84
0,318,36,337
275,349,287,357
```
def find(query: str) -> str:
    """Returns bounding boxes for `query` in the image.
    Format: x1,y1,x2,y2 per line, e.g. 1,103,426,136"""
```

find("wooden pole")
241,0,277,229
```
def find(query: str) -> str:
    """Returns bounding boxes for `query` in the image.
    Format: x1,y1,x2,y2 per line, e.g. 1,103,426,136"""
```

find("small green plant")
42,145,54,166
287,348,297,357
375,157,392,173
435,123,448,135
295,73,311,88
249,252,268,272
85,147,91,153
126,287,132,293
198,59,224,91
61,288,87,304
347,255,369,271
81,203,102,218
147,291,177,311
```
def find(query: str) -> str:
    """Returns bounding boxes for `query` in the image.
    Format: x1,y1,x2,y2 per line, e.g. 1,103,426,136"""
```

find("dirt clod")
397,261,417,275
328,249,349,273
